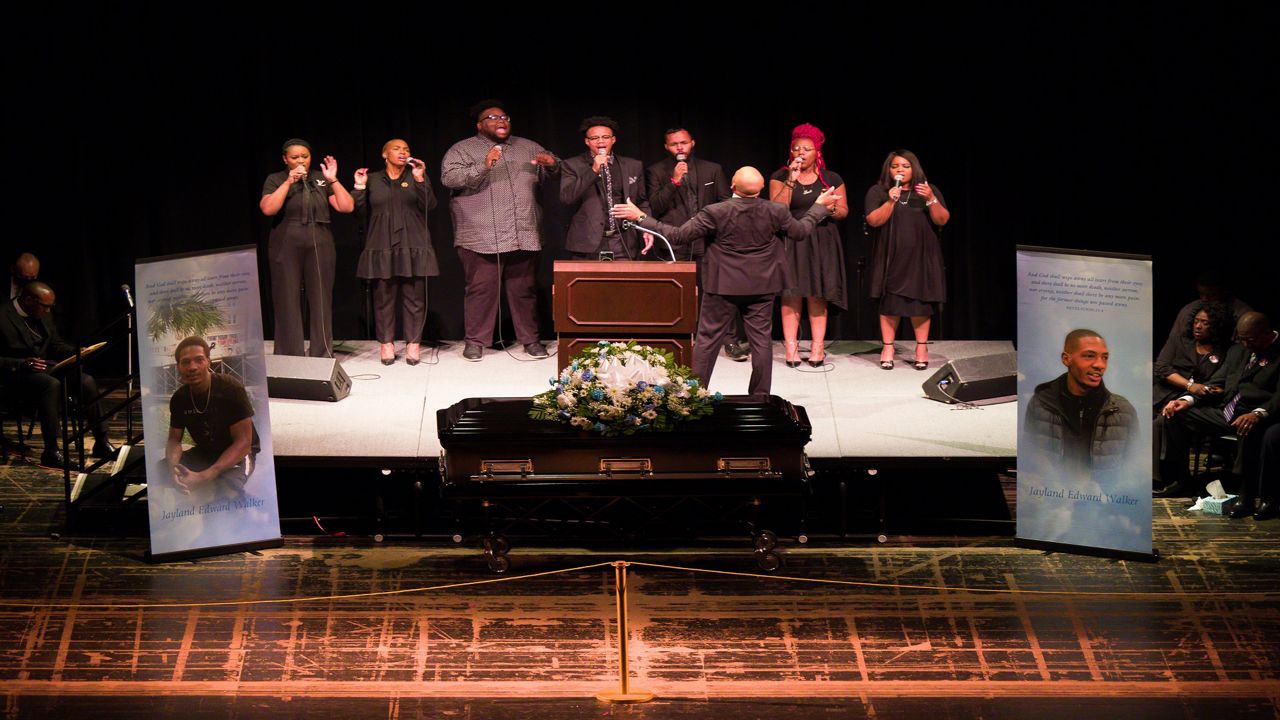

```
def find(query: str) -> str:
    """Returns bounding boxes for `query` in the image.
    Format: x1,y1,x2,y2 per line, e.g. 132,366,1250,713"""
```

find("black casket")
437,394,812,571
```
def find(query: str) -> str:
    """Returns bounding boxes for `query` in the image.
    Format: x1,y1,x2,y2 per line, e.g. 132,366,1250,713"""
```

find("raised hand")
320,155,339,183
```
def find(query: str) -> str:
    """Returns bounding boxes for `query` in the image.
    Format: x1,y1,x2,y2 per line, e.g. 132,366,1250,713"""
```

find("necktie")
1223,353,1257,422
602,159,617,234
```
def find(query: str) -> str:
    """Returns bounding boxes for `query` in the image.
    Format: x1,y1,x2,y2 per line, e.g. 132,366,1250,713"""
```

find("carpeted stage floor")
269,339,1017,463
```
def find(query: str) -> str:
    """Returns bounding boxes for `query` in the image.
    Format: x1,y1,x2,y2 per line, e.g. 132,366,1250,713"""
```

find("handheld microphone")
893,174,905,188
121,284,134,308
675,153,687,163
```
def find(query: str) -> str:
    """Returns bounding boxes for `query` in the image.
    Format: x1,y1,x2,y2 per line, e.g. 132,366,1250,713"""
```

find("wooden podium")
553,260,697,371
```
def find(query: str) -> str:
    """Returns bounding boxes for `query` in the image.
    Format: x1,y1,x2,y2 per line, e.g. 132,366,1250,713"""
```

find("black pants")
693,293,774,396
1,370,104,449
269,223,335,357
1154,406,1268,497
457,248,540,347
371,277,426,343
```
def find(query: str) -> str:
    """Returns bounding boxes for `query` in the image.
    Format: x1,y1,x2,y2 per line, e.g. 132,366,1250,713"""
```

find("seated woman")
1153,300,1232,417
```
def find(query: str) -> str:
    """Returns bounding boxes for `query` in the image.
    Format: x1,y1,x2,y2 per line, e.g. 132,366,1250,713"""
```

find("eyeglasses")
586,134,614,142
482,114,510,122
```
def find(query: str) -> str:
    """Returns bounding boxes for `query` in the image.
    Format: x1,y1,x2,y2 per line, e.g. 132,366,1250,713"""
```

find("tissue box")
1202,494,1239,515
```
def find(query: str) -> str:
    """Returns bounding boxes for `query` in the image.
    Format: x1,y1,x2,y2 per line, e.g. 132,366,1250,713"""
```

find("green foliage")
148,293,225,342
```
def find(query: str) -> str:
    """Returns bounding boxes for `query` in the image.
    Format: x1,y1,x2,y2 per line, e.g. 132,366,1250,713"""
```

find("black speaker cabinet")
922,352,1017,405
265,355,351,402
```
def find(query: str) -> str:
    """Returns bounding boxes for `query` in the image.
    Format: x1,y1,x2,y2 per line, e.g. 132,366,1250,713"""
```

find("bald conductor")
613,167,838,395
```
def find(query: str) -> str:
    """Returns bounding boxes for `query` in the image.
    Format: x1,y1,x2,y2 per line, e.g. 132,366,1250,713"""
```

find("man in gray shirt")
441,100,559,361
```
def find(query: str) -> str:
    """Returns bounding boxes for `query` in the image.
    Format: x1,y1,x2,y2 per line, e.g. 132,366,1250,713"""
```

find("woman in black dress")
865,150,950,370
352,139,439,365
260,139,355,357
768,123,849,368
1153,300,1232,416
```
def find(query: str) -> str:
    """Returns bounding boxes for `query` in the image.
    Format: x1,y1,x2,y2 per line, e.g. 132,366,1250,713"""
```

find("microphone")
893,174,905,188
675,152,687,163
121,284,134,308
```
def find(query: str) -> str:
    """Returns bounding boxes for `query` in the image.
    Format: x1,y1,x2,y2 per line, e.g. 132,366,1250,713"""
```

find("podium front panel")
553,260,697,335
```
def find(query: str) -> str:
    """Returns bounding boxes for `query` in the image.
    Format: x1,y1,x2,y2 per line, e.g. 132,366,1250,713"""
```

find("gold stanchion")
596,561,654,703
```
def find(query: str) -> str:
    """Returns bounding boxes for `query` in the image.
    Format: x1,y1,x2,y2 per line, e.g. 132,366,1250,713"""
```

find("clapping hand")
816,187,842,209
354,168,368,186
320,155,339,183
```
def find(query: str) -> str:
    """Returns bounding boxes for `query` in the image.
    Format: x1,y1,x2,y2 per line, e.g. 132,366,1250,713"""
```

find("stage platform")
267,339,1017,467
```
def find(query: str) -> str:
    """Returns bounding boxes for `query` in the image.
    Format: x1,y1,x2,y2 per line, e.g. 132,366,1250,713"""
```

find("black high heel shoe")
913,342,929,371
784,340,801,368
879,343,895,370
380,342,396,366
807,343,826,368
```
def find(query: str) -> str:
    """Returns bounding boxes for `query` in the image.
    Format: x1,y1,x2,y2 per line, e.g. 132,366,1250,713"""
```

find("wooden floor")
2,453,1279,718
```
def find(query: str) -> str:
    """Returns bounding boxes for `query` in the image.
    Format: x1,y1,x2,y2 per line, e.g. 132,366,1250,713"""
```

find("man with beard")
1024,329,1138,476
441,100,560,361
645,128,747,362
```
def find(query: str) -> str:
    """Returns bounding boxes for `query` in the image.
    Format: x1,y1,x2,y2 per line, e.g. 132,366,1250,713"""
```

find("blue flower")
593,422,606,432
571,360,580,370
582,369,594,381
591,388,604,400
653,385,665,396
714,391,723,401
625,414,638,424
686,378,699,388
558,409,570,418
644,403,655,411
549,377,557,386
636,380,647,390
597,340,610,347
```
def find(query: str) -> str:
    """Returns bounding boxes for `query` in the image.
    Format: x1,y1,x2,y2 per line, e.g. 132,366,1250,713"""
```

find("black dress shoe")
524,342,548,358
1229,500,1257,519
39,449,65,468
463,342,483,361
1254,501,1279,521
1153,482,1193,498
724,342,749,362
91,439,118,460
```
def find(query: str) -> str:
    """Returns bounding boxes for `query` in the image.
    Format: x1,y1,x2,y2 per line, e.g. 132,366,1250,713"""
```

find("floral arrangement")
530,341,720,435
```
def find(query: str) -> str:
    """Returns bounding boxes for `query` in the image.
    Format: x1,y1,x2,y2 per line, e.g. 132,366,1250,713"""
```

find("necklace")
897,189,912,206
189,379,212,414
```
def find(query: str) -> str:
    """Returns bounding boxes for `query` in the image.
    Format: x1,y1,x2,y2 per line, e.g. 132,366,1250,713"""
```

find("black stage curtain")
5,7,1272,358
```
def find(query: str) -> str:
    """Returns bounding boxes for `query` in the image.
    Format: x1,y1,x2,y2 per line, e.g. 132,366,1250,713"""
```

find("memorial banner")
1016,247,1153,558
135,246,281,561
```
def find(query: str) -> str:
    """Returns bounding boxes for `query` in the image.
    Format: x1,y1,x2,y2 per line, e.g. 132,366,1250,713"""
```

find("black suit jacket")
559,153,650,256
638,196,829,296
1205,337,1280,416
645,156,730,260
0,301,76,379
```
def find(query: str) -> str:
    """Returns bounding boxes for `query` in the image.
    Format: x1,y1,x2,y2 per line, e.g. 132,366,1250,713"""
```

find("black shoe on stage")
724,342,749,362
463,343,483,361
1254,501,1279,521
1229,499,1257,519
1153,482,1193,498
39,449,65,468
524,342,548,358
91,439,118,460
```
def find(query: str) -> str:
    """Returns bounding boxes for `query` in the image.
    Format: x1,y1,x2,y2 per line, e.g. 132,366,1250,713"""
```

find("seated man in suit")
1155,312,1279,516
164,336,260,502
613,166,837,396
560,116,651,260
0,282,114,467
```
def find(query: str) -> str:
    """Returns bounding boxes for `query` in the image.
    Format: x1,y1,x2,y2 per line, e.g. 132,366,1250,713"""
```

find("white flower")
557,393,575,408
642,409,657,420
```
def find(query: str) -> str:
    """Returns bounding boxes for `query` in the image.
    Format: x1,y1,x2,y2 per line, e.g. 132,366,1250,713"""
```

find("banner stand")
1014,538,1158,563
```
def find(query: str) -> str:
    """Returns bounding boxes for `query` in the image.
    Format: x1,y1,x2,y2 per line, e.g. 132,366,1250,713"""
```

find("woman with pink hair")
768,123,849,368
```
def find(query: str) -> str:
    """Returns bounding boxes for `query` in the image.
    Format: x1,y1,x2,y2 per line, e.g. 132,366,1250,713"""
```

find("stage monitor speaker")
266,355,351,402
922,352,1017,405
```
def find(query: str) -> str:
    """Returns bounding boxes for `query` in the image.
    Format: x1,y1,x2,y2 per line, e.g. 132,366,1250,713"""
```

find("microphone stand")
620,220,677,263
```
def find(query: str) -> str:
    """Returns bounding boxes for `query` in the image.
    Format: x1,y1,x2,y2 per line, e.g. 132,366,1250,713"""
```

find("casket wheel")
755,551,782,572
753,530,778,551
487,554,511,574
